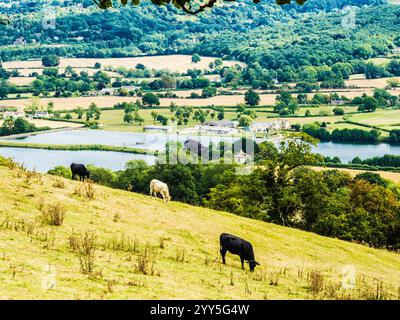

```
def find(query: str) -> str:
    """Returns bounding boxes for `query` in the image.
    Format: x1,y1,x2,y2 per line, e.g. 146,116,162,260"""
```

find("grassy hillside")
0,162,399,300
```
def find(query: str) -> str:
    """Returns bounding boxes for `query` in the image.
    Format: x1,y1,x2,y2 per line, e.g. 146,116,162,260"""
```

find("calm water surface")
2,129,400,170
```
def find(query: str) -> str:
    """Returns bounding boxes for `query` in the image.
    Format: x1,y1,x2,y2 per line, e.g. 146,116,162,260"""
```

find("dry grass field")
8,77,35,86
9,68,120,78
0,119,83,130
3,55,246,73
313,166,400,184
0,95,269,110
345,77,400,89
0,162,399,300
4,88,399,111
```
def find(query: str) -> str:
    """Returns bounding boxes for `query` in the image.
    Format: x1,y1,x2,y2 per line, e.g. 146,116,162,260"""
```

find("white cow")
149,179,171,203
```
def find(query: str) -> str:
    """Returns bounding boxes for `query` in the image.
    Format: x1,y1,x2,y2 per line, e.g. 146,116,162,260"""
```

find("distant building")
33,111,49,119
100,88,115,95
234,150,251,164
184,139,208,157
330,99,345,106
203,120,235,128
3,111,25,119
392,47,400,54
143,125,174,133
13,37,26,46
197,125,238,135
249,120,290,133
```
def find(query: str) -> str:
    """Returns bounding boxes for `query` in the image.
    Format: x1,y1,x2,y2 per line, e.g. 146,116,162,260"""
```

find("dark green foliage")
302,123,331,142
42,55,60,67
354,172,389,188
0,117,49,136
353,154,400,168
244,89,260,106
142,93,160,107
48,166,72,179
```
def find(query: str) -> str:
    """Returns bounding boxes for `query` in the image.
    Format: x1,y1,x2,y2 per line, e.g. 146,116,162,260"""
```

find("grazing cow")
220,233,259,272
150,179,171,203
70,163,90,181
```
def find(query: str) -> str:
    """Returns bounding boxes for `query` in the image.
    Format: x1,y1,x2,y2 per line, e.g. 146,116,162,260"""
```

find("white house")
330,99,345,106
249,120,290,133
143,125,174,133
203,120,235,128
100,88,115,95
392,47,400,54
33,111,49,119
3,111,25,119
234,150,251,164
197,125,238,135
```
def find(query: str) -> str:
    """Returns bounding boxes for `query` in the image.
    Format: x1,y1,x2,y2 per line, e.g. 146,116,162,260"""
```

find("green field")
0,163,399,300
58,105,399,137
346,109,400,127
66,108,244,132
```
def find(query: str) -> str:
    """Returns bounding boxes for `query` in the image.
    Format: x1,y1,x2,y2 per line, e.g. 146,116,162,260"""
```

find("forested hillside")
0,0,396,62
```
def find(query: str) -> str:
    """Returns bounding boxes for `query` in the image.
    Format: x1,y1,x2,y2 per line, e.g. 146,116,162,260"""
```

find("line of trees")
302,123,381,143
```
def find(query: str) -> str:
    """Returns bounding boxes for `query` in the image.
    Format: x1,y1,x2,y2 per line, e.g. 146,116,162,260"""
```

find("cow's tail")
219,233,224,251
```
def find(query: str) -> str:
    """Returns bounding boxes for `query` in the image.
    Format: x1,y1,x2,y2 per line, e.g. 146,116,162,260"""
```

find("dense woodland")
1,0,400,86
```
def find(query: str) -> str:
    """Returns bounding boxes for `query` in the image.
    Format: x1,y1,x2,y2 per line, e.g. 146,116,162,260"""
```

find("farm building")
33,111,49,119
198,124,238,135
249,120,290,132
143,125,174,133
183,139,208,157
234,150,252,164
203,120,235,128
179,124,238,135
100,88,115,95
2,111,25,119
330,99,346,106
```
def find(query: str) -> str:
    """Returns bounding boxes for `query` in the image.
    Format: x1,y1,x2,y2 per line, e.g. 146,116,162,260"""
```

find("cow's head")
248,260,260,272
86,170,91,179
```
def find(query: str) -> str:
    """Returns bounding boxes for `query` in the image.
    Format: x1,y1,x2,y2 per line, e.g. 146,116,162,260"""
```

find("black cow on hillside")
70,163,90,181
220,233,260,272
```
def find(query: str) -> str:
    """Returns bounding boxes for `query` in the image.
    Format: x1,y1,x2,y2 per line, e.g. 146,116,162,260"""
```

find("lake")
0,147,156,172
311,142,400,163
4,129,242,150
2,129,400,171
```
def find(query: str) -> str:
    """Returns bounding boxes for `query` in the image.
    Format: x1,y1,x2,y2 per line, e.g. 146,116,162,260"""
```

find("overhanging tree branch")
0,17,10,25
93,0,308,14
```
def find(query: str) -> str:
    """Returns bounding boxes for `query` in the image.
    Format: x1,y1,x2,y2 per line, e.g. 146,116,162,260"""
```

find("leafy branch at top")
93,0,307,15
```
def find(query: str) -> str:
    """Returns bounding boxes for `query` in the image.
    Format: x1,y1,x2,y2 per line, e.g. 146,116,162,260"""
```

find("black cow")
70,163,90,181
220,233,260,272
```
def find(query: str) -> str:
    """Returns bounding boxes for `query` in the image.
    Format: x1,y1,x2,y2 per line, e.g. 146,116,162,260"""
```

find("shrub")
69,231,97,275
40,202,67,226
87,165,116,187
52,179,66,189
48,166,72,179
134,244,159,276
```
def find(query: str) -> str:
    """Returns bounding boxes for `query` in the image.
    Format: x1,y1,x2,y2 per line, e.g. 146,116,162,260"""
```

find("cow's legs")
71,173,75,180
240,257,245,270
220,248,227,264
161,192,166,203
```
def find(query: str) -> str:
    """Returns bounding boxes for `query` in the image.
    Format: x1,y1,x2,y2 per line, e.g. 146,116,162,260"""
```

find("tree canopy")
94,0,307,14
